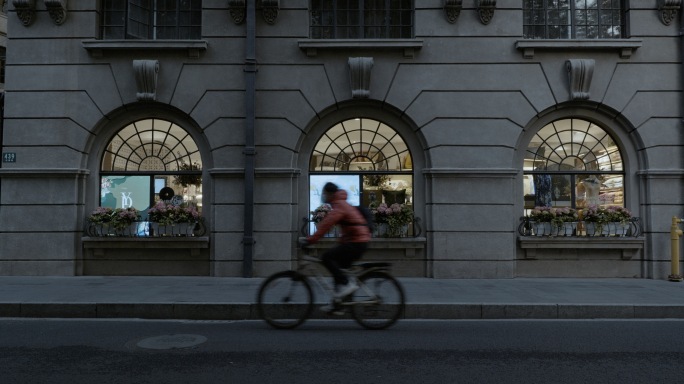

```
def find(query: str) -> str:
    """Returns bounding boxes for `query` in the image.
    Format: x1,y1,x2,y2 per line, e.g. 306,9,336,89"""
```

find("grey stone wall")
0,0,682,278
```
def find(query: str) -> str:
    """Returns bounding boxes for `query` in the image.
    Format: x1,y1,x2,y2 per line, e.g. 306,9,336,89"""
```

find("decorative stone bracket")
13,0,67,26
444,0,463,23
44,0,67,25
348,57,373,99
228,0,280,25
478,0,496,25
659,0,681,25
566,59,595,100
133,60,160,101
13,0,36,26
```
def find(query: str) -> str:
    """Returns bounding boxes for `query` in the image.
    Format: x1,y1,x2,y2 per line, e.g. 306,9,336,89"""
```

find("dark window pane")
102,0,201,40
310,0,413,39
524,0,621,39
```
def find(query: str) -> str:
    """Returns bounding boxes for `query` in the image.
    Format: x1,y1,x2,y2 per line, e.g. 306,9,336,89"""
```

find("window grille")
102,0,202,40
310,0,414,39
523,0,624,39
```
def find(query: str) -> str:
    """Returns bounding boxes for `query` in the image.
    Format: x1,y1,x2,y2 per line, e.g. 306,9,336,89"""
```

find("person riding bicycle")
302,182,371,307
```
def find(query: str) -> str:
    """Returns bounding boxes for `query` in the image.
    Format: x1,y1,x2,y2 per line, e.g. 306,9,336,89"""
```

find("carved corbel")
444,0,462,23
566,59,595,100
348,57,373,99
261,0,279,25
228,0,245,24
659,0,681,25
13,0,36,27
133,60,160,102
44,0,67,25
478,0,496,25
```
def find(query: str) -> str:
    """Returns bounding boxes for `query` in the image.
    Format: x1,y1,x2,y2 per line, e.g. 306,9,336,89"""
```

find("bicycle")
256,245,406,330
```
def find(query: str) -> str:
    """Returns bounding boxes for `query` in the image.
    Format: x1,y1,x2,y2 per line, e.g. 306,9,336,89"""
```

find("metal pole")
242,0,257,277
669,217,683,282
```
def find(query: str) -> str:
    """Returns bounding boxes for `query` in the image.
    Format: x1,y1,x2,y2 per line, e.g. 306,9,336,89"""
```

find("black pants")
321,242,367,286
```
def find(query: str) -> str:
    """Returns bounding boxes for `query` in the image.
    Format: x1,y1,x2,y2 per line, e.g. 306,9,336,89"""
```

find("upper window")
101,0,202,40
523,0,624,39
523,118,624,211
310,0,414,39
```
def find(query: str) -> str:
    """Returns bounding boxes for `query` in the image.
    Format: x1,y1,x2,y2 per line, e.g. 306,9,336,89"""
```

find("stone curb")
3,303,684,320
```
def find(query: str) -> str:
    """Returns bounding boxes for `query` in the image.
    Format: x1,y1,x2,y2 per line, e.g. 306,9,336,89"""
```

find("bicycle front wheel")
350,271,405,330
257,271,314,329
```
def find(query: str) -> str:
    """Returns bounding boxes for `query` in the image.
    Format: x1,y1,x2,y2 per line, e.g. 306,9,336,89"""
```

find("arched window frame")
523,118,626,211
308,117,415,234
98,118,203,215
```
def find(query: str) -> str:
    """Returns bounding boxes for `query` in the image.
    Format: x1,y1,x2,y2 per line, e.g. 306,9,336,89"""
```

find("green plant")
148,201,200,225
310,204,332,223
581,205,608,223
88,207,114,224
111,207,141,229
173,162,202,187
364,174,390,188
372,203,413,237
88,207,140,230
605,206,632,223
529,206,554,222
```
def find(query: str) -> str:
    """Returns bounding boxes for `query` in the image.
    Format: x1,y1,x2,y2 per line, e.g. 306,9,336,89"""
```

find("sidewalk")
2,276,684,320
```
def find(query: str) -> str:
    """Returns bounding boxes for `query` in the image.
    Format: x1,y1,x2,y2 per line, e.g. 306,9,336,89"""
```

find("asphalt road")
1,318,683,383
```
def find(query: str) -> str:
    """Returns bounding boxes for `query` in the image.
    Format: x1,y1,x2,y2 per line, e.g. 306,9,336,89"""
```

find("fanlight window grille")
102,119,201,172
311,118,411,172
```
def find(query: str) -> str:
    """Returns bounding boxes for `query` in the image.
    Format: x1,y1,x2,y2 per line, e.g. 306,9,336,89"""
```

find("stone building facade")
0,1,682,278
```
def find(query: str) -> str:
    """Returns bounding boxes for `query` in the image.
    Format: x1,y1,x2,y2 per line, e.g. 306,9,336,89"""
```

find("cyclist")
302,182,371,311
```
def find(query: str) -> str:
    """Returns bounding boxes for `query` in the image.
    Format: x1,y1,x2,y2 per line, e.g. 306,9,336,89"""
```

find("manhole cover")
136,334,208,350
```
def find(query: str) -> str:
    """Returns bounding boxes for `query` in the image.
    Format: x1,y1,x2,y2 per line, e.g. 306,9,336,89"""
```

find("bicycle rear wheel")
257,271,313,329
350,271,405,330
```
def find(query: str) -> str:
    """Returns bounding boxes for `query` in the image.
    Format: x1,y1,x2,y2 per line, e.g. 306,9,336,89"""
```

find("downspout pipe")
243,0,257,277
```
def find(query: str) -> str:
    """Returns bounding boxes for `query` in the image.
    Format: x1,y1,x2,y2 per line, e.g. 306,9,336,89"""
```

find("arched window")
100,118,203,214
523,118,624,210
309,118,413,232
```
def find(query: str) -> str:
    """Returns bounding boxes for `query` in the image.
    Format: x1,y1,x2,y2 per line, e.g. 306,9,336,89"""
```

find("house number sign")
2,152,16,163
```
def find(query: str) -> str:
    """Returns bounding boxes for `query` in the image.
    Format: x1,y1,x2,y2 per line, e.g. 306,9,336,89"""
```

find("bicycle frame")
296,252,388,306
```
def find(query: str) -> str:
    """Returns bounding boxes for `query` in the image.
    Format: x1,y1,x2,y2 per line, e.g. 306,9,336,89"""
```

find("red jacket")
307,190,371,243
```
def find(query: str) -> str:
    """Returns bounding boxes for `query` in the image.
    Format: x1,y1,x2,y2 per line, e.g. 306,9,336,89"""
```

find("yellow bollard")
669,216,683,282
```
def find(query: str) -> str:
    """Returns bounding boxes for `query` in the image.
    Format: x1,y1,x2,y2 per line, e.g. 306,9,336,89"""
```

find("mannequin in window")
533,169,552,207
577,175,601,207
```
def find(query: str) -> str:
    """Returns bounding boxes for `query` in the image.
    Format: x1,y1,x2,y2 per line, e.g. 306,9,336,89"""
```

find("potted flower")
310,204,332,224
605,206,632,236
555,207,578,236
88,207,115,236
111,207,141,236
581,205,608,236
310,204,336,237
148,201,200,236
529,206,555,236
87,207,140,236
373,203,413,237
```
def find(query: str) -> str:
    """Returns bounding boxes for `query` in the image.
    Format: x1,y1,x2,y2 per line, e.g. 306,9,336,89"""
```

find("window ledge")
83,236,209,249
303,237,427,249
298,39,423,58
82,39,208,59
515,39,643,59
518,236,645,260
